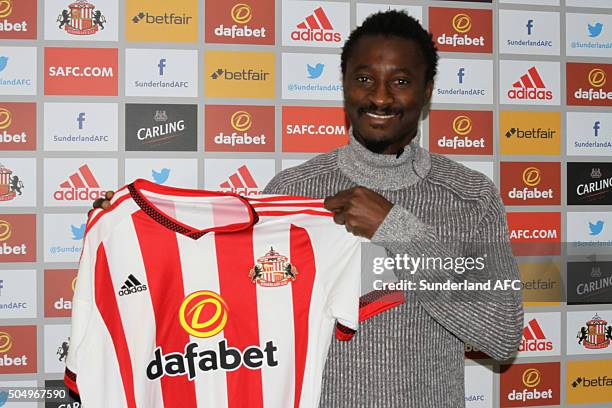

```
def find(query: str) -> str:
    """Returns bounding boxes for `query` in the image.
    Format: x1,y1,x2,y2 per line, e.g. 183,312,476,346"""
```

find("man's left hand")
323,186,393,239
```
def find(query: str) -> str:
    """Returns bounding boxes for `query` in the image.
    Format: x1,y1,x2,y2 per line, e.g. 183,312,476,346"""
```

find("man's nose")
369,81,393,107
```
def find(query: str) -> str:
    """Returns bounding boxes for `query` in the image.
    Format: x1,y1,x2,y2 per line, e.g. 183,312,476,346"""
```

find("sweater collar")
337,128,431,190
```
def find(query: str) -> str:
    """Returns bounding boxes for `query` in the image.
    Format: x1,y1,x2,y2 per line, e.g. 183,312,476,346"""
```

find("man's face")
343,35,433,154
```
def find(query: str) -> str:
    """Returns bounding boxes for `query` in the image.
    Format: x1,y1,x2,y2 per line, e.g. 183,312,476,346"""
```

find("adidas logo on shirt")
118,274,148,296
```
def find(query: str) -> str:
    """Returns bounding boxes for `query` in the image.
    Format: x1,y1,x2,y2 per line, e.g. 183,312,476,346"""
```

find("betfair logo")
0,0,12,18
231,111,252,132
452,115,472,136
0,107,10,129
0,331,12,353
523,368,541,387
523,167,541,187
179,291,229,338
0,219,11,241
231,3,252,24
131,11,193,25
210,68,270,81
589,68,607,88
452,14,472,34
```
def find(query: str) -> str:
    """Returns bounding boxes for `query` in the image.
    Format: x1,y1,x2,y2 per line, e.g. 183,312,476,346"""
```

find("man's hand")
323,186,393,239
90,191,114,215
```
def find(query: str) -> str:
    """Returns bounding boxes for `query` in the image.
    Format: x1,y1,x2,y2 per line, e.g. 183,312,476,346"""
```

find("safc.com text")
48,66,114,77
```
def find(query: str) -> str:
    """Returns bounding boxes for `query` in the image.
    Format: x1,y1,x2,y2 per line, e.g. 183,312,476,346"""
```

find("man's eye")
356,76,371,83
395,78,410,86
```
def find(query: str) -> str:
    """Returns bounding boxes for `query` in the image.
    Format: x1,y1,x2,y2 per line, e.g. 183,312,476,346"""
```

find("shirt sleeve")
64,233,96,395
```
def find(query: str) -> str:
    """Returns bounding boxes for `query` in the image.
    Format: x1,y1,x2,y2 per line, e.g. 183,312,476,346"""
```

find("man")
95,11,522,407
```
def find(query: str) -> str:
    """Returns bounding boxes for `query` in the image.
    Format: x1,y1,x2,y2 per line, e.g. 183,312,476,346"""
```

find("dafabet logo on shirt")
205,105,275,152
429,8,492,53
205,1,274,45
0,0,36,39
0,102,36,151
566,360,612,404
500,111,560,155
567,63,612,107
428,110,492,155
501,162,560,206
500,362,560,407
204,51,275,98
0,325,37,374
44,47,118,96
126,0,197,42
282,106,348,153
44,269,77,318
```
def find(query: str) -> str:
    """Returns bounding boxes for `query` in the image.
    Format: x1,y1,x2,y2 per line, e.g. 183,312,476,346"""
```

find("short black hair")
341,10,439,84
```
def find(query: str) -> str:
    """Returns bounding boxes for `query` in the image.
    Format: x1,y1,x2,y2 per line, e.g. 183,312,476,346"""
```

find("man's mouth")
365,112,396,119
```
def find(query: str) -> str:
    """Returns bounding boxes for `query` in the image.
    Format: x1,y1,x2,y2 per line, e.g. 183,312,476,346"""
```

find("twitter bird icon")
152,168,170,184
0,391,8,407
589,220,604,236
71,223,86,240
0,57,8,73
307,63,324,79
588,22,603,38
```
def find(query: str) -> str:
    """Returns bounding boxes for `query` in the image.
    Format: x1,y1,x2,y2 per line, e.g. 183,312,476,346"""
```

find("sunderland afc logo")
249,247,298,287
577,314,612,350
0,163,23,202
57,0,106,36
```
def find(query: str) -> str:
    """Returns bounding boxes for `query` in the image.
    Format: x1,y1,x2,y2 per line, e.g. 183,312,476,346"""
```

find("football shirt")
65,179,364,408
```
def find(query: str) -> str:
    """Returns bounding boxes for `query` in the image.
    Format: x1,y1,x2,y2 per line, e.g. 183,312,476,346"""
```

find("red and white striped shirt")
65,179,364,408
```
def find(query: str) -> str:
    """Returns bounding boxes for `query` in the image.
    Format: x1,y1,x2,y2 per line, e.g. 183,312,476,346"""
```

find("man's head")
341,11,438,154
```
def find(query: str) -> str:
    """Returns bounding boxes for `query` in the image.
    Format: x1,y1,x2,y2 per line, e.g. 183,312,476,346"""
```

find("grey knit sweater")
263,133,524,408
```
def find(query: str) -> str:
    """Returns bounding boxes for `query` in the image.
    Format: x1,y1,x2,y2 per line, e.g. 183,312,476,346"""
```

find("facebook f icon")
457,68,465,84
594,121,601,137
158,58,166,76
526,20,534,35
77,112,86,130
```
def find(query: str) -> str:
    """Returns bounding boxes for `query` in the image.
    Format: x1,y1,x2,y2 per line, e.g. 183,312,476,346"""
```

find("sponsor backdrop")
0,0,611,406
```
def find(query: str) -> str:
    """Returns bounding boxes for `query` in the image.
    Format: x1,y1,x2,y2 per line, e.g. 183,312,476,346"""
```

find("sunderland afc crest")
0,163,23,202
57,0,106,36
249,247,298,287
577,314,612,350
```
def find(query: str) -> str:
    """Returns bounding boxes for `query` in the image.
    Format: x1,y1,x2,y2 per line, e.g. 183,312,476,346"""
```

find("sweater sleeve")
371,189,523,361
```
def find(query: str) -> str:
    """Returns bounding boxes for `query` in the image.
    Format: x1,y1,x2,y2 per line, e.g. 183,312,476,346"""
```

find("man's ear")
424,80,434,104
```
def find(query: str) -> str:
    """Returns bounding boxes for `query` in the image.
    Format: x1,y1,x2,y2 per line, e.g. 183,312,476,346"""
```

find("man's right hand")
91,191,115,214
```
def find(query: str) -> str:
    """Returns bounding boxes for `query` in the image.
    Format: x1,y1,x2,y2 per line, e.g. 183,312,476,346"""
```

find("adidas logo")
219,165,259,196
53,164,105,201
507,67,553,101
519,318,553,352
118,274,148,296
291,6,341,43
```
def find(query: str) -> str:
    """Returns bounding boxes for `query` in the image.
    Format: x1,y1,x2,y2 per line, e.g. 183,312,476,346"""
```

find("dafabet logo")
567,360,612,404
282,106,348,153
205,105,275,152
44,269,77,318
500,362,560,407
0,214,35,262
567,63,612,106
0,102,36,151
0,325,37,374
126,0,197,42
428,110,492,155
0,0,36,39
501,162,560,205
44,47,118,96
205,51,275,98
507,212,561,256
429,8,492,53
500,111,560,155
206,1,274,45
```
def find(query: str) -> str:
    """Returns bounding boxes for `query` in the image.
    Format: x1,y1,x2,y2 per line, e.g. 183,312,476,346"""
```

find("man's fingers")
101,200,111,210
92,198,105,209
105,190,114,200
332,211,346,225
324,189,353,211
